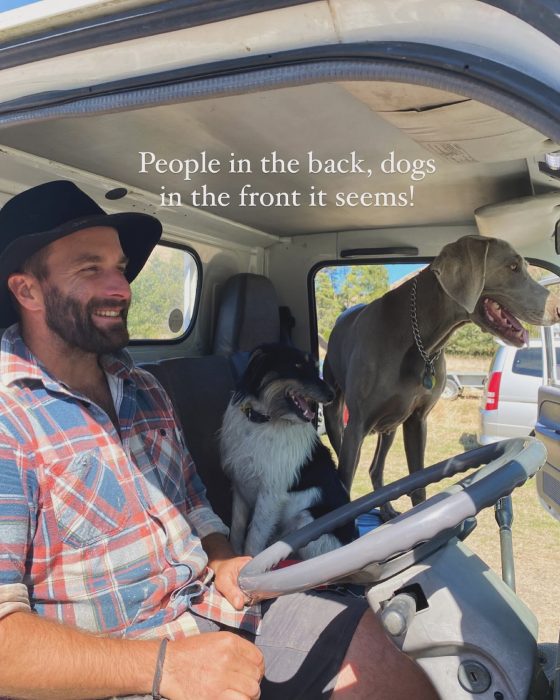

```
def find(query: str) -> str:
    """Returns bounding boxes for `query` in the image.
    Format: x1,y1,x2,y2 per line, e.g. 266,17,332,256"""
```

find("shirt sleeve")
0,437,33,620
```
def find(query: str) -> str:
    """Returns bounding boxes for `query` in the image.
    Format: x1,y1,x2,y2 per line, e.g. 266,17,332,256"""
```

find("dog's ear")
430,235,490,313
234,345,270,401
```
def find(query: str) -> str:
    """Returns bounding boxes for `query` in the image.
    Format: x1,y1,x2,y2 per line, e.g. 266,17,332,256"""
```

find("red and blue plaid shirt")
0,325,260,639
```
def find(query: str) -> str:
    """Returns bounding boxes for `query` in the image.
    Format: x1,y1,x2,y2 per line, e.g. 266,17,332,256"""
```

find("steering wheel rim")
238,438,546,600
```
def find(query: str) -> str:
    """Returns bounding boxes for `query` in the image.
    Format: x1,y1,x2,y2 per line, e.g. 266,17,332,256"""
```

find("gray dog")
323,235,560,514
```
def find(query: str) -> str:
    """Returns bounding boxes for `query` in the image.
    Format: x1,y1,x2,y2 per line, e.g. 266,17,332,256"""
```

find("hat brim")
0,211,162,327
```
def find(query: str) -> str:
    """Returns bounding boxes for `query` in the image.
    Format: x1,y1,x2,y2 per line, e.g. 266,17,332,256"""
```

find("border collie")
220,344,356,559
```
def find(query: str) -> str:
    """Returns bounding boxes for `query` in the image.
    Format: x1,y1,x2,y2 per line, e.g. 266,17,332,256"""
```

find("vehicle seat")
140,356,236,527
140,274,293,527
212,272,292,379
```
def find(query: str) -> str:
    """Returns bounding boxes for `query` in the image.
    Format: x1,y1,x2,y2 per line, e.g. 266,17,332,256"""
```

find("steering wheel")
238,438,546,601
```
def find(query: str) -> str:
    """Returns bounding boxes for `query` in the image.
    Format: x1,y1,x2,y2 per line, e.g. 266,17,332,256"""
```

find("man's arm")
0,610,158,699
0,610,263,700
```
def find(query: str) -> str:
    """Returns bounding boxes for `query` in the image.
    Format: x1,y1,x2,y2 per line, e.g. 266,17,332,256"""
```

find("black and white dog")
220,344,356,559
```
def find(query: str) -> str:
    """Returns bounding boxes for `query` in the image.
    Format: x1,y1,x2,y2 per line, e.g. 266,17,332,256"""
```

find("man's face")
39,227,132,354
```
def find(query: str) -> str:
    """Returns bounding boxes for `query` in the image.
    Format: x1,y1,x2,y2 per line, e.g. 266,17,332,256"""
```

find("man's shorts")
194,588,370,699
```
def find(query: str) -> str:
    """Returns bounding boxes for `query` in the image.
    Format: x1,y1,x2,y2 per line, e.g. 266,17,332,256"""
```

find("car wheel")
442,377,460,400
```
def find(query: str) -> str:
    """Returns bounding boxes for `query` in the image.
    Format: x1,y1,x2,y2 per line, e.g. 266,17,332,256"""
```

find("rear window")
510,347,560,377
128,244,199,341
512,348,543,377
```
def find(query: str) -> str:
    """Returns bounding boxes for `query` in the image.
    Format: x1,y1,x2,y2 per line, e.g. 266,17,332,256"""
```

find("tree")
315,270,342,342
128,248,187,339
446,323,496,357
315,265,390,342
338,265,389,310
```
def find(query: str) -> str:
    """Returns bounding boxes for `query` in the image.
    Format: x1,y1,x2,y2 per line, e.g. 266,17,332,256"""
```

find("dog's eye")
295,363,303,369
510,262,519,272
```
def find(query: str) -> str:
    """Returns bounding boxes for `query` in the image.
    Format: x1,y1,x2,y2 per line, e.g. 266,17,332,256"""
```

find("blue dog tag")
423,368,436,390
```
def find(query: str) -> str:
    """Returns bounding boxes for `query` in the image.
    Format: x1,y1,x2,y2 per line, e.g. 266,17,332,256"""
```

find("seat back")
141,356,235,526
140,274,289,526
213,272,281,357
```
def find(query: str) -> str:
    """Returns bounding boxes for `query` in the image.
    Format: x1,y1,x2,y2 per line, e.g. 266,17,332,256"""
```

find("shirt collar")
0,324,135,389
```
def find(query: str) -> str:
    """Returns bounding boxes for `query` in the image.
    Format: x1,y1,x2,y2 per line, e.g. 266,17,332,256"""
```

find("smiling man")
0,181,437,700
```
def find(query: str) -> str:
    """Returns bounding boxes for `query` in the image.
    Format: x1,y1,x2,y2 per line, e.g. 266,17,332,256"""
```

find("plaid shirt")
0,325,260,639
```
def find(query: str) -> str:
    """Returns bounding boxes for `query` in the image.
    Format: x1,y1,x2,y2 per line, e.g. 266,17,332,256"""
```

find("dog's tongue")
293,393,316,421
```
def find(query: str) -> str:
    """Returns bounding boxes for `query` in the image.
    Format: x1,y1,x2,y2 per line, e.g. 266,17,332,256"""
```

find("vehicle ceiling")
0,79,559,242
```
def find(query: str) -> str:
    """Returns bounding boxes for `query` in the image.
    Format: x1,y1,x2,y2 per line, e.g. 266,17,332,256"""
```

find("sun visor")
475,192,560,247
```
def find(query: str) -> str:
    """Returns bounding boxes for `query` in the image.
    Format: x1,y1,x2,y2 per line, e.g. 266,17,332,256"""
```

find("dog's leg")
230,489,251,555
276,489,344,559
281,487,321,523
323,358,344,455
369,430,399,520
291,509,343,559
337,415,367,492
403,413,428,507
244,491,286,556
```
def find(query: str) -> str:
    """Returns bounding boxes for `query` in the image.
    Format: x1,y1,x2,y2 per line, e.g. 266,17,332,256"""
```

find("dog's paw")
409,487,427,507
380,503,401,521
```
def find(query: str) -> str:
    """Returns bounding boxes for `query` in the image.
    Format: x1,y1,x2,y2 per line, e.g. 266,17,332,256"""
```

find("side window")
315,263,559,365
128,244,199,341
314,262,497,361
512,348,543,378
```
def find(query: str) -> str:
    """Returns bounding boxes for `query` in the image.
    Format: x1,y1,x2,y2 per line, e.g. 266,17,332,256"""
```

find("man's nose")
104,269,132,299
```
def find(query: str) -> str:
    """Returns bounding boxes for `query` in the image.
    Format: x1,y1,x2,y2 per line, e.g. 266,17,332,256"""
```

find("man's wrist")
202,532,236,569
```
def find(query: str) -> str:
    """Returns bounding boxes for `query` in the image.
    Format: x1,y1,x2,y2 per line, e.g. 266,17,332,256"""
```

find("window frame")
309,256,560,359
128,240,202,346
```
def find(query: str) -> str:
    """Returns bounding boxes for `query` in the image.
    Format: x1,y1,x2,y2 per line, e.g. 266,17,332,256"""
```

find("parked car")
478,341,560,444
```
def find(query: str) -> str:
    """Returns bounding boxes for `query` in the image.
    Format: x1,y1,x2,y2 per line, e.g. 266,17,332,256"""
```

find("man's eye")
81,266,99,273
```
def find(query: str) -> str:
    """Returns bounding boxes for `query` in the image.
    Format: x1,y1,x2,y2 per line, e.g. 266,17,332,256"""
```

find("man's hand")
161,632,264,700
213,554,253,610
202,533,252,610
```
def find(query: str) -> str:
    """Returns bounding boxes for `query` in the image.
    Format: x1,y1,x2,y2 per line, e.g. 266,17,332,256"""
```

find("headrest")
213,273,280,355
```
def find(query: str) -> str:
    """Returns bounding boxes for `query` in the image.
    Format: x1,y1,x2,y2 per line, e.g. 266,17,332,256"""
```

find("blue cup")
356,509,384,536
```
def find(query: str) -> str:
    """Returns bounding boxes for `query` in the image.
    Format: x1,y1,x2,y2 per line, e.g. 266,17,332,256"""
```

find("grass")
326,371,560,643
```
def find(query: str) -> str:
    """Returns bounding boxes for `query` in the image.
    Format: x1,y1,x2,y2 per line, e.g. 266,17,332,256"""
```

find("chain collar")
410,276,442,388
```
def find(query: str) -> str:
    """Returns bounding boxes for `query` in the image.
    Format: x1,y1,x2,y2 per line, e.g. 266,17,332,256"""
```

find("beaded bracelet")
151,637,169,700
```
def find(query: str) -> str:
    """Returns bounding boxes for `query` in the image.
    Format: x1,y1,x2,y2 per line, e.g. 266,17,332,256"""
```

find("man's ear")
7,272,44,313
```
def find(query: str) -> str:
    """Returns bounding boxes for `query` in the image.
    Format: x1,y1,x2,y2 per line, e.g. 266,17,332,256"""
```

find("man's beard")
43,284,130,354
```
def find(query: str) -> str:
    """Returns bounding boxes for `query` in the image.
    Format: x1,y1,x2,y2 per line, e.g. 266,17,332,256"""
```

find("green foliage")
446,324,496,357
128,248,187,339
315,265,389,341
338,265,389,310
315,271,341,343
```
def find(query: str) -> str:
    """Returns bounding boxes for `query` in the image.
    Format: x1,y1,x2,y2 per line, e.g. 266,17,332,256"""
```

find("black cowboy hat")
0,180,162,327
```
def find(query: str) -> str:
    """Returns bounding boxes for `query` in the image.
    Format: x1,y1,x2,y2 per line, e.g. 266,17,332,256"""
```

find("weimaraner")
323,235,560,514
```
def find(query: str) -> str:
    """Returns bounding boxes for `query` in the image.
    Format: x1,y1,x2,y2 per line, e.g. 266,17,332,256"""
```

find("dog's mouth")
479,297,528,347
287,390,316,422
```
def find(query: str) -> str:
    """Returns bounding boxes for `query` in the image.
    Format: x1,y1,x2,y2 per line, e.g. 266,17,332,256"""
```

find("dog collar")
410,276,442,390
240,403,271,423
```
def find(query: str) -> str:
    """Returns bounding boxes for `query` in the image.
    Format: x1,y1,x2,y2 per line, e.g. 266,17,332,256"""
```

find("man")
0,181,437,700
